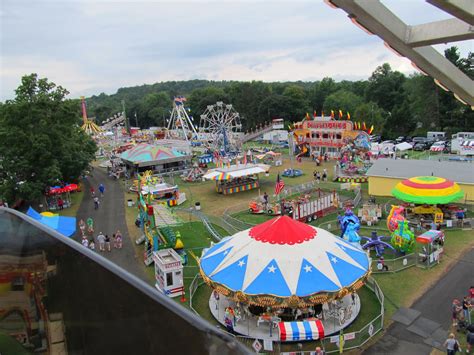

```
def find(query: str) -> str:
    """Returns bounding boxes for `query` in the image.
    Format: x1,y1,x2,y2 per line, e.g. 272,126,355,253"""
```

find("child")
89,239,95,251
81,236,89,248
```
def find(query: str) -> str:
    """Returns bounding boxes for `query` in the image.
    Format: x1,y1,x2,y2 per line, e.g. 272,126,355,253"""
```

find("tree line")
86,46,472,138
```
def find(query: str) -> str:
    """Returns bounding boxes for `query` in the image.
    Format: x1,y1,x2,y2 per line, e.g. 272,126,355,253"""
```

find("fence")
320,277,384,354
189,273,385,355
371,253,416,273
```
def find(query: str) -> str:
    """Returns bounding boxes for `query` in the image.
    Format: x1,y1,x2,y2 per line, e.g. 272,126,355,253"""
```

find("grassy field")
167,155,341,216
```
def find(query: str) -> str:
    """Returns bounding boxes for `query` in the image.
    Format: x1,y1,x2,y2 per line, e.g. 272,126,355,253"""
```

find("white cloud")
0,0,468,100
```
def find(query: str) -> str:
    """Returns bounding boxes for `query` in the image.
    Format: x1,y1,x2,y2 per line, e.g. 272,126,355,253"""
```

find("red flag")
305,112,310,121
313,111,317,118
330,110,335,119
339,110,343,119
347,112,351,120
274,173,285,195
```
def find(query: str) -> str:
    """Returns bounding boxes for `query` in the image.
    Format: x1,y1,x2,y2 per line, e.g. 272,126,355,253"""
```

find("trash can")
195,202,201,211
127,199,134,207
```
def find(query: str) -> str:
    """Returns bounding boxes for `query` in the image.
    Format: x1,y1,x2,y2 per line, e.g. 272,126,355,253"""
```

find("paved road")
364,247,474,355
74,166,148,282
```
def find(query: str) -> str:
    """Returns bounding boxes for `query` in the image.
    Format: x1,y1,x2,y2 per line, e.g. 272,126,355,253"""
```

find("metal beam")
330,0,474,106
407,18,474,47
427,0,474,26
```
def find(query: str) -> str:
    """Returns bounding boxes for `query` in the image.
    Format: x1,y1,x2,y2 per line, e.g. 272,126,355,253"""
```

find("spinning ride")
392,176,465,223
199,101,242,154
198,216,370,340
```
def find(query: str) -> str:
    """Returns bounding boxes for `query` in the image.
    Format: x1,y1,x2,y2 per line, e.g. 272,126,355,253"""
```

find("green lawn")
56,190,84,217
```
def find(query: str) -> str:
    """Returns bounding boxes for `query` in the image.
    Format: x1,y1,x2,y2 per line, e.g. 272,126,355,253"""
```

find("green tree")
353,102,386,134
0,74,97,203
309,77,337,112
282,84,311,119
323,89,364,115
365,63,406,113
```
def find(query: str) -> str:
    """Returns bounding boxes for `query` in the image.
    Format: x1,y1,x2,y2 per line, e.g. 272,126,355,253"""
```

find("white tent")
395,142,413,151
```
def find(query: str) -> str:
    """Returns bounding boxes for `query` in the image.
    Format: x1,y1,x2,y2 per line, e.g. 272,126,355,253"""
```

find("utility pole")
122,100,130,135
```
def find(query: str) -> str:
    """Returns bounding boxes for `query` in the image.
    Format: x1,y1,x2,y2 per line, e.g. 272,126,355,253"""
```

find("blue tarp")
26,207,76,237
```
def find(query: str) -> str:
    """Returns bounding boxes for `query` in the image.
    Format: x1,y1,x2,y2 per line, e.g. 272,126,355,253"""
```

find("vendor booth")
416,230,445,268
203,164,270,195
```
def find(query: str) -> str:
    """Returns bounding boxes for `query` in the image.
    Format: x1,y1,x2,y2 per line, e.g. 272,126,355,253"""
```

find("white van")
451,132,474,153
427,131,445,141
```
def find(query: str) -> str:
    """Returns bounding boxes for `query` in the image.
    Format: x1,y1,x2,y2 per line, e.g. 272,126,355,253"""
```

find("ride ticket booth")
416,230,445,268
153,248,184,298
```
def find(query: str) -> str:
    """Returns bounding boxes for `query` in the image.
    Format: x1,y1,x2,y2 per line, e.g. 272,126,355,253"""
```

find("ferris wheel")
199,102,242,153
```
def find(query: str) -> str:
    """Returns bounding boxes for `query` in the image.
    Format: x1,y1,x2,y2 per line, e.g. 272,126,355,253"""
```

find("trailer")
291,192,339,222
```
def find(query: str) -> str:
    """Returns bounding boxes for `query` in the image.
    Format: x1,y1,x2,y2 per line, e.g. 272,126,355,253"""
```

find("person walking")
263,192,269,210
444,333,461,355
316,171,321,184
452,299,462,327
90,187,95,197
105,234,111,252
463,296,471,322
81,236,89,248
57,197,64,210
97,232,106,252
322,168,328,182
98,183,105,197
115,230,123,249
93,196,100,210
86,217,94,235
79,219,86,236
89,239,95,251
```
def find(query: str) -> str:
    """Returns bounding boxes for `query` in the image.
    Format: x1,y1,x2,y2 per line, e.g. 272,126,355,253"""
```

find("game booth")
198,216,370,342
203,164,270,195
416,230,445,268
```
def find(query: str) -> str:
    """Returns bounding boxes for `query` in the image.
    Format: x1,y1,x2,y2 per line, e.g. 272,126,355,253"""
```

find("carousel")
198,216,371,342
392,176,465,224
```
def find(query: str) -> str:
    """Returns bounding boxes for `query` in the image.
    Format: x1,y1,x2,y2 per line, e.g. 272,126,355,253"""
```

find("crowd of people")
77,182,124,252
446,288,473,354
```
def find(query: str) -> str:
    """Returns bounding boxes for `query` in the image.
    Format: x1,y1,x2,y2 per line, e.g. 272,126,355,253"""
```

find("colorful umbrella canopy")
392,176,464,204
47,183,79,195
199,216,370,306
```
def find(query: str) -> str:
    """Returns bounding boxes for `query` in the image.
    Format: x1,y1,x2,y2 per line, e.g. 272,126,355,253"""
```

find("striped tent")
278,320,325,342
392,176,464,204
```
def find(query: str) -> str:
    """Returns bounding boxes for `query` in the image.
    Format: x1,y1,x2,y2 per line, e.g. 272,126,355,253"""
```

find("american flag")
274,173,285,195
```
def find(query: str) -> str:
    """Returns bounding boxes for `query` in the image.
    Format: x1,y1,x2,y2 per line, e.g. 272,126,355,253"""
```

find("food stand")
203,164,270,195
416,230,445,268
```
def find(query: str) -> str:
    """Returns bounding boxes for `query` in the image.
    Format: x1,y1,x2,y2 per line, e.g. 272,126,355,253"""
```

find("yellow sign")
434,212,443,223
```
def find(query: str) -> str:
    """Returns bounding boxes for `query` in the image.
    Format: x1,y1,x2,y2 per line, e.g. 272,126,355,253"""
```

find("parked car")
413,141,430,151
430,141,445,152
396,136,412,144
381,140,396,145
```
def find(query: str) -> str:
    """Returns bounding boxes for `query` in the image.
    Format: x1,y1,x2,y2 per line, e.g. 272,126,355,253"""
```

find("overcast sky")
1,0,472,101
